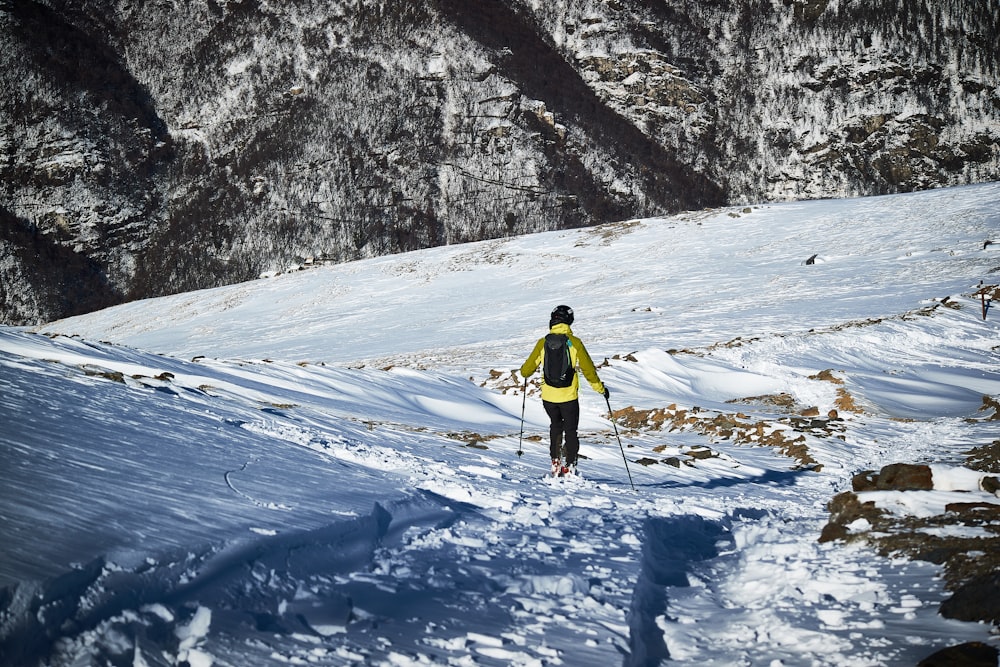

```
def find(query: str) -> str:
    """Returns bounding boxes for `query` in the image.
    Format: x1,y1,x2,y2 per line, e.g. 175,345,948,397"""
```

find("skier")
520,305,608,477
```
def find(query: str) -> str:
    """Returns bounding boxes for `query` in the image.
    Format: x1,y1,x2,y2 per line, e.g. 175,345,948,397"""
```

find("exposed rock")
875,462,934,490
818,490,886,543
918,642,1000,667
979,396,1000,421
939,574,1000,625
851,470,878,492
576,50,710,137
851,463,934,492
687,446,716,460
944,501,1000,516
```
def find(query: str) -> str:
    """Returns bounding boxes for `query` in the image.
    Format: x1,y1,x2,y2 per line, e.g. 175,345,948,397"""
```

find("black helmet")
550,305,574,327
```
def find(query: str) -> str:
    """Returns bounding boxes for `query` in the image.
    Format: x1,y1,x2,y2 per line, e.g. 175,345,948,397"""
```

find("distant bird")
985,240,994,249
805,253,818,265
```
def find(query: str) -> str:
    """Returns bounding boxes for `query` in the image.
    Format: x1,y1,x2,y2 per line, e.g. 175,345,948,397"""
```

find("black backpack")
543,333,574,387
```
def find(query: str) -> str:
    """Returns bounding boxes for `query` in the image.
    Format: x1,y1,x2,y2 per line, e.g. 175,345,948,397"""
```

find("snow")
2,183,1000,665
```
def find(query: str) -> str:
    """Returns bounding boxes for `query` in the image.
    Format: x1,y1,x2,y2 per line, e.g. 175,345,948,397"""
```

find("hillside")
1,184,999,665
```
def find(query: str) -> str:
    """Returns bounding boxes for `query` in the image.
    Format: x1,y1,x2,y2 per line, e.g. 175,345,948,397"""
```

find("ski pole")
606,395,635,491
517,376,527,457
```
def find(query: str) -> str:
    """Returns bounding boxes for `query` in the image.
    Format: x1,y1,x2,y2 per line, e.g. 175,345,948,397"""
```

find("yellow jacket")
520,323,606,403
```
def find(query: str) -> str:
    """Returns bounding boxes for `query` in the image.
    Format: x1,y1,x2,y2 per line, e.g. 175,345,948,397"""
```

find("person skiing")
520,305,608,477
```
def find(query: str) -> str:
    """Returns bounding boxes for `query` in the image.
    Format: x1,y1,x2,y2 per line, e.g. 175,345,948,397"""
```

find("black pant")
543,399,580,464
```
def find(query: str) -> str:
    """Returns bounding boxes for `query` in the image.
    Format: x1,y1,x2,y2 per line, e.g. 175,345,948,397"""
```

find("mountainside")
2,0,998,325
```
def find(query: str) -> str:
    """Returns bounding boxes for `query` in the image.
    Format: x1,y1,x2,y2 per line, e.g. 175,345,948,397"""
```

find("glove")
603,387,610,399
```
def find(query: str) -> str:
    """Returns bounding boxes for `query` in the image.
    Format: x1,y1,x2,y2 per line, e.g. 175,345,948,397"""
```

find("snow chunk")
930,464,988,492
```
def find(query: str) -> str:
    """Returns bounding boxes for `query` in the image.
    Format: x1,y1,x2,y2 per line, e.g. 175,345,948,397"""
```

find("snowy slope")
2,183,1000,666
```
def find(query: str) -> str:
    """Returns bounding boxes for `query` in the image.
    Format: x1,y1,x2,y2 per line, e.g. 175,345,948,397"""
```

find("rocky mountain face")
2,0,998,325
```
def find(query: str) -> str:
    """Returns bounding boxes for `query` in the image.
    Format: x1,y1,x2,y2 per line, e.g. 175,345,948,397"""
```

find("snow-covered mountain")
2,183,1000,665
2,0,998,324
